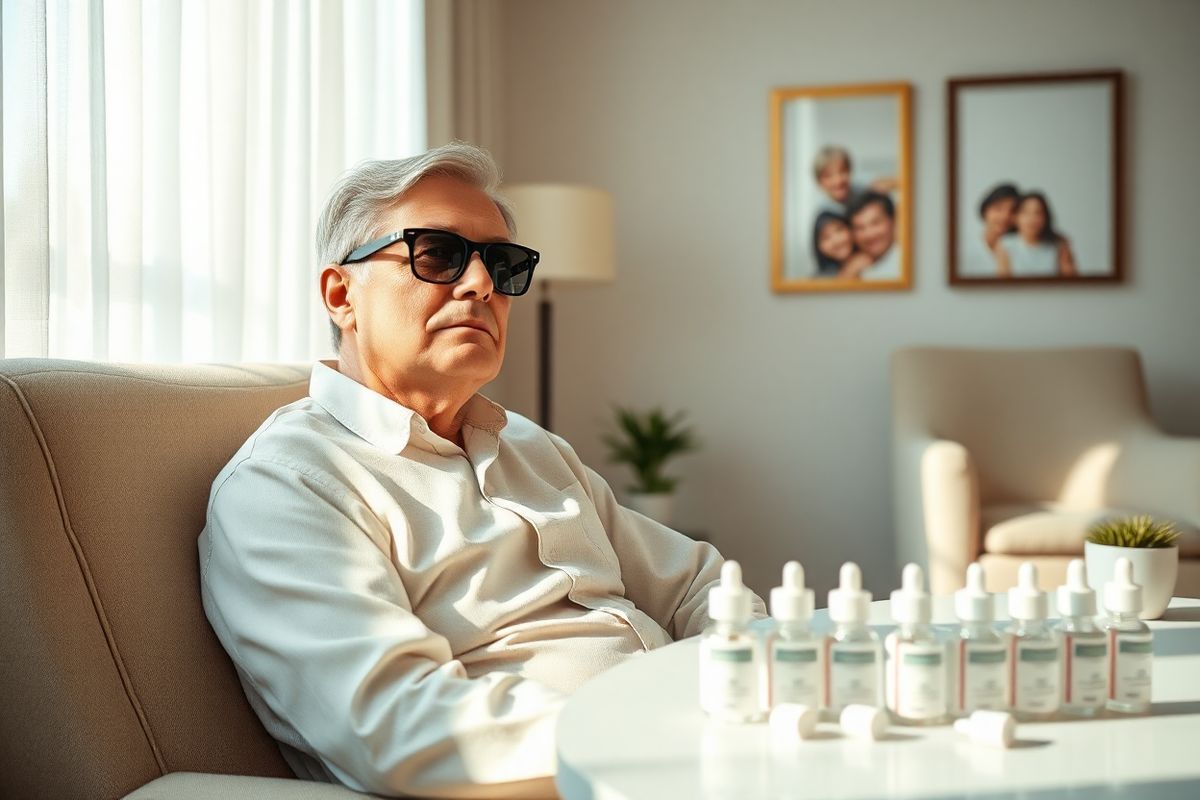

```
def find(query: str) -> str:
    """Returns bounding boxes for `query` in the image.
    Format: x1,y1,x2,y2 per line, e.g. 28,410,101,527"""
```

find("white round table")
555,597,1200,799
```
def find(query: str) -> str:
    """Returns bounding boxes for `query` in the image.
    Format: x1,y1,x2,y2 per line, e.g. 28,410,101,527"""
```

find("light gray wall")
489,0,1200,602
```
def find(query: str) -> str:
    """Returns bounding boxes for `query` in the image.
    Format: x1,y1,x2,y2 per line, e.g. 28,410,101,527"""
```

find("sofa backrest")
0,359,310,800
891,346,1154,504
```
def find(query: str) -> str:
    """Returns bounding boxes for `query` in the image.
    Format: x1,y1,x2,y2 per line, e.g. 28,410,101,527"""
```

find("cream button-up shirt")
198,362,764,799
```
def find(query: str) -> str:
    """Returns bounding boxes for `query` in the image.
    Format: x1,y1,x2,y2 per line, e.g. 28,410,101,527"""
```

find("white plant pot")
1084,541,1178,620
627,492,675,527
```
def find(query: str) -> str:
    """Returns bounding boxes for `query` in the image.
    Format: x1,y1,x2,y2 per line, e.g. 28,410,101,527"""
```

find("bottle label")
1010,638,1060,713
1062,634,1108,708
956,641,1008,713
825,640,880,709
699,638,759,718
1110,632,1153,706
887,639,947,720
771,640,820,708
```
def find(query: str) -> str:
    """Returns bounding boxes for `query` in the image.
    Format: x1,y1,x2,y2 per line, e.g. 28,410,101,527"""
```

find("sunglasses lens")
487,244,536,296
411,232,466,283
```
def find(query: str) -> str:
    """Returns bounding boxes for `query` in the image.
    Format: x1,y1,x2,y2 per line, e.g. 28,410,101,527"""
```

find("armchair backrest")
892,347,1154,504
0,359,309,800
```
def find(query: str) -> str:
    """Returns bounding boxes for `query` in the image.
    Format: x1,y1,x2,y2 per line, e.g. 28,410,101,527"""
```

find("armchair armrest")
894,437,980,595
1110,430,1200,524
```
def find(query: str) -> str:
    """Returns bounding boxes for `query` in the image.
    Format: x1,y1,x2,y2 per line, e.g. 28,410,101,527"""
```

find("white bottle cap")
890,563,931,624
954,710,1016,748
828,562,872,624
1104,557,1143,615
708,561,752,624
955,563,995,622
1057,559,1098,617
840,704,887,740
769,703,819,740
770,561,815,623
1008,562,1048,621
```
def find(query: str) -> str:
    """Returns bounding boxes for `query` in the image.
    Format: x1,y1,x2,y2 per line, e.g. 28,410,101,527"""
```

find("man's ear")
320,264,356,336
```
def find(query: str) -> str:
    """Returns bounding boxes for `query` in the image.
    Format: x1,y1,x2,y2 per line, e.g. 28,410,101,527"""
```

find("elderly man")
198,142,764,799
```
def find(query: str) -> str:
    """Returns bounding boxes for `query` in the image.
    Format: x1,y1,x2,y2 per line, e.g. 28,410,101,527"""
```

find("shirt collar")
308,361,508,454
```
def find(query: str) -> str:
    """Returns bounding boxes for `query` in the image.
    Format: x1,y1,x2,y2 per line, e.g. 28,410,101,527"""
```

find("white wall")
489,0,1200,601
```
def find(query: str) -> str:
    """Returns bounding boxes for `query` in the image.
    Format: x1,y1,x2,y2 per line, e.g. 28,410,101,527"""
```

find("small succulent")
1087,515,1181,549
603,406,698,494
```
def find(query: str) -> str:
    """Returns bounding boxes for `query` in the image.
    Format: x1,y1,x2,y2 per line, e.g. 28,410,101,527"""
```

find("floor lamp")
502,184,616,431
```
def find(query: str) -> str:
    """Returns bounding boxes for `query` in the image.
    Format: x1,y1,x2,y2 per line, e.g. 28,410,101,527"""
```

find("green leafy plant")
602,407,698,494
1086,515,1181,549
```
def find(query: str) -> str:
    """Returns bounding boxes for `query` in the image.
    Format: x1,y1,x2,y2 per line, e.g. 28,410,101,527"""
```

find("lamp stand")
538,282,553,431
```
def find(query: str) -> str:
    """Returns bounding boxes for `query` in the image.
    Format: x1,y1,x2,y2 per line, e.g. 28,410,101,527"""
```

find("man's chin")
434,347,503,382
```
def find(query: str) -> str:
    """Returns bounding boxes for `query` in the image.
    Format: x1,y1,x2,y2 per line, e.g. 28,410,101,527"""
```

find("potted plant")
1084,515,1180,619
602,406,698,526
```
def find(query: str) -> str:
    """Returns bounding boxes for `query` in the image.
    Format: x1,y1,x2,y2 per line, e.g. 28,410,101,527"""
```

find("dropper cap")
890,563,931,624
1008,562,1048,621
1104,557,1143,615
829,562,872,624
1057,559,1098,617
708,561,753,624
771,561,815,623
955,563,995,622
954,710,1016,748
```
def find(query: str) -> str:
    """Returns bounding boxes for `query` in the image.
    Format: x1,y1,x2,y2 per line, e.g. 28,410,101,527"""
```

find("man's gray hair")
315,141,516,349
812,145,852,181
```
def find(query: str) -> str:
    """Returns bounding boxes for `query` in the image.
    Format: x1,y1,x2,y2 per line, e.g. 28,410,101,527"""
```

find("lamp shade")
502,183,616,283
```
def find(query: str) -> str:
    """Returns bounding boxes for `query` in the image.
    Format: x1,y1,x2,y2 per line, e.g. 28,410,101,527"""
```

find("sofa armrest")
894,437,980,595
1110,430,1200,524
122,772,380,800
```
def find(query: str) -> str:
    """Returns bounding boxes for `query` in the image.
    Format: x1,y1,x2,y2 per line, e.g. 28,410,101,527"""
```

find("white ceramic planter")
627,492,675,527
1084,541,1178,619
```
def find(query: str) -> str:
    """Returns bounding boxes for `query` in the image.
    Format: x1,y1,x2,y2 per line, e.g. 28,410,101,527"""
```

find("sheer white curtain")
2,0,426,362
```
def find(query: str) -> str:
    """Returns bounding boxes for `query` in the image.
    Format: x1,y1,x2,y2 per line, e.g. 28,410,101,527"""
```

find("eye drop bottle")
885,563,948,725
768,561,820,710
824,562,881,714
699,561,762,722
1103,557,1153,714
1006,562,1060,719
953,563,1008,715
1056,559,1108,716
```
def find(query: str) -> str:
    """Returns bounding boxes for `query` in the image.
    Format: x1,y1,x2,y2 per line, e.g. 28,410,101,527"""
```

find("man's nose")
454,252,494,300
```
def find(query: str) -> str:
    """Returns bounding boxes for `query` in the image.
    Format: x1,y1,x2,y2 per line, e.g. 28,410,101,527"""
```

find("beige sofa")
891,347,1200,596
0,359,378,799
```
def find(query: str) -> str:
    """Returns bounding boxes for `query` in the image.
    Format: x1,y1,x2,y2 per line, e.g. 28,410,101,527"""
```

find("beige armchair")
0,359,377,799
891,347,1200,596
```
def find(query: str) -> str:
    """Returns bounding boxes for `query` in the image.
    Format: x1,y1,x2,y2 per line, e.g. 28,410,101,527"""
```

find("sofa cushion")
982,503,1200,558
122,772,379,799
1,359,310,800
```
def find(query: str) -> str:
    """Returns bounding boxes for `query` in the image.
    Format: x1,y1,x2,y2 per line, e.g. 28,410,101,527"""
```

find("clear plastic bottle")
953,562,1008,716
768,561,820,710
885,563,949,725
699,561,763,722
1103,557,1153,714
1056,559,1108,716
1006,562,1060,719
824,562,882,714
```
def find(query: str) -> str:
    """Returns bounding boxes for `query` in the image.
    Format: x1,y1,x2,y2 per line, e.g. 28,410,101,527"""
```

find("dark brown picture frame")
947,70,1124,286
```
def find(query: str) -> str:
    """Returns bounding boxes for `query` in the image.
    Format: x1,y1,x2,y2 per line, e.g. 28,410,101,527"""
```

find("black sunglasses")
340,228,540,297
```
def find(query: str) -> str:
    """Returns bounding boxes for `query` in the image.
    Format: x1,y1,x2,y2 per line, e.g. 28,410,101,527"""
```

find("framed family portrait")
948,70,1124,285
770,82,913,294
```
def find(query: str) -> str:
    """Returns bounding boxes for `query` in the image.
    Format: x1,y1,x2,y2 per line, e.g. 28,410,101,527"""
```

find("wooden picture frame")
947,70,1124,286
770,82,913,294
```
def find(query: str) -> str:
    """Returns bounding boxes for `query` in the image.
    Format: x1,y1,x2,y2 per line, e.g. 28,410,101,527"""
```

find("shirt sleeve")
200,455,564,800
547,435,769,640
